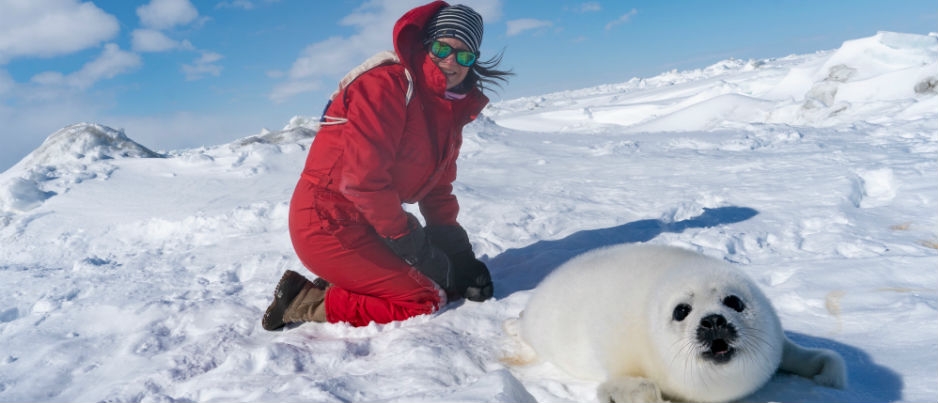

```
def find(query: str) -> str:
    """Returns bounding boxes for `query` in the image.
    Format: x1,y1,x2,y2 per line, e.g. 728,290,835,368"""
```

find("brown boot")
262,271,329,331
282,280,329,324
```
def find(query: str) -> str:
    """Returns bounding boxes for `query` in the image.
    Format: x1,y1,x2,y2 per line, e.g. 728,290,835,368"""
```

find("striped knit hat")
425,4,484,55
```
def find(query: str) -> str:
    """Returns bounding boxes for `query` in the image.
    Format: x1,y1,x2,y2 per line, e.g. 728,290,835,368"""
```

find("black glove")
426,225,494,302
450,250,494,301
383,214,456,293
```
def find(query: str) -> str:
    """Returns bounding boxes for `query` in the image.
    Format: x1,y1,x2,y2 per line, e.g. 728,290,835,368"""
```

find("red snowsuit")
288,1,488,327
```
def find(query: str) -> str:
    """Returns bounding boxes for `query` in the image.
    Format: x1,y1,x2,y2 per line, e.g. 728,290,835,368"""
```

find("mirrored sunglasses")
429,40,477,67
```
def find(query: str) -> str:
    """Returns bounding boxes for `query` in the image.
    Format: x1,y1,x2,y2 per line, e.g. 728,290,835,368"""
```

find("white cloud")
216,0,282,10
133,0,217,80
29,71,65,86
576,2,601,13
269,0,504,103
605,8,638,31
182,51,223,81
291,37,373,80
68,44,142,89
132,29,182,52
269,36,356,103
506,19,553,37
216,0,255,10
0,69,14,96
268,79,322,104
28,43,141,91
0,0,119,63
267,0,413,103
137,0,199,30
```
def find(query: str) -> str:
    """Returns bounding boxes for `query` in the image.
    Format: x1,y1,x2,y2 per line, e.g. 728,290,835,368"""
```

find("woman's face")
428,37,471,90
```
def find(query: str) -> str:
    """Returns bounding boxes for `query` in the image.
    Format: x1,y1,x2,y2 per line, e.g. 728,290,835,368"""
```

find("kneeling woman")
262,1,511,329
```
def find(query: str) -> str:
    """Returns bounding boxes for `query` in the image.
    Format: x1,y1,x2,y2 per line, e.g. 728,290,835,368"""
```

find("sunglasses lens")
455,51,477,67
431,41,452,58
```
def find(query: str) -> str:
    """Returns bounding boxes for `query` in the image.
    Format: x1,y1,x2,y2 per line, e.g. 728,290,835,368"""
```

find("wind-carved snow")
0,32,935,402
491,31,937,132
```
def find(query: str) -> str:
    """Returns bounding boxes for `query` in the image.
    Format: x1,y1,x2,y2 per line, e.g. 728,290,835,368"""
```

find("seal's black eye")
723,295,745,312
673,303,692,321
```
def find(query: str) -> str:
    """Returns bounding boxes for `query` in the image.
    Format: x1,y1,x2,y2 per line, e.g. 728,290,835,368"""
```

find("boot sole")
262,271,309,331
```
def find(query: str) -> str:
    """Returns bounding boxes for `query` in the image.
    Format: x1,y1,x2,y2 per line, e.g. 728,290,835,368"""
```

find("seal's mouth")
702,339,736,363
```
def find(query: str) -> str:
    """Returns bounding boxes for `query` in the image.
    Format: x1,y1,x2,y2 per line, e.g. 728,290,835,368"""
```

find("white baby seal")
514,243,846,403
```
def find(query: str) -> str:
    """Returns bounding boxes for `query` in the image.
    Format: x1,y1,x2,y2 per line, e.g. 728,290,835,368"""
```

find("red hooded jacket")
294,0,488,240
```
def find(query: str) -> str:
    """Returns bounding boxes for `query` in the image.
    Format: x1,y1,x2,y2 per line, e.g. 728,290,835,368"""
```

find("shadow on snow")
486,206,759,296
748,332,903,403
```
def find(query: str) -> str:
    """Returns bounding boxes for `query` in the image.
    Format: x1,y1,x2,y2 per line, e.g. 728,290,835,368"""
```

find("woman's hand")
425,224,494,301
450,251,493,301
383,214,456,293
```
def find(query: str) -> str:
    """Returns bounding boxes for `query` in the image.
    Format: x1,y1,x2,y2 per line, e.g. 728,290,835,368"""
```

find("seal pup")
512,244,846,403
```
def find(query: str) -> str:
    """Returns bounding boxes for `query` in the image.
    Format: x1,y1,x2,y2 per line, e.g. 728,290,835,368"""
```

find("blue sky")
1,0,935,171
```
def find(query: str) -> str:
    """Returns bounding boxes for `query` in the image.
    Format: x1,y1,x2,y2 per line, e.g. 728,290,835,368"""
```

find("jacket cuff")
383,212,421,240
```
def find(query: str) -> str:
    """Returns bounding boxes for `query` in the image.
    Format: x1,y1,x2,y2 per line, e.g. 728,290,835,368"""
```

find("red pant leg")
289,187,443,326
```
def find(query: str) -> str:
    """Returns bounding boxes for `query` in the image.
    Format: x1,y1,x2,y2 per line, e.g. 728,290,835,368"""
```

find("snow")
1,31,936,402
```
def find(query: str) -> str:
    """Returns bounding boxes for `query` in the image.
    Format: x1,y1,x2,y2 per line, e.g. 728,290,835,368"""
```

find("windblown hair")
465,49,513,94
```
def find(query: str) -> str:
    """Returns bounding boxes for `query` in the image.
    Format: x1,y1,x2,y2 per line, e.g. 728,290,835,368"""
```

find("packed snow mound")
0,123,161,214
489,31,938,133
234,116,317,147
16,122,162,168
821,31,937,82
281,115,321,132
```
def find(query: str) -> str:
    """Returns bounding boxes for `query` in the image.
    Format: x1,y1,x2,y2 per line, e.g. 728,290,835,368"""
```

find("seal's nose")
700,314,728,329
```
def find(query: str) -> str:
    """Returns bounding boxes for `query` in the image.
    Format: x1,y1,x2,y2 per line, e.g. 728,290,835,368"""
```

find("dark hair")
452,49,512,95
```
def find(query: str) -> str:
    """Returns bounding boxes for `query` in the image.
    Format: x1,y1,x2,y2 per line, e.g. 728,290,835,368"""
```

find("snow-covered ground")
0,31,935,402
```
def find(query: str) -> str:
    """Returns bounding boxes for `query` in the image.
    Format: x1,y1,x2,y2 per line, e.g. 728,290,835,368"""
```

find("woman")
262,1,511,329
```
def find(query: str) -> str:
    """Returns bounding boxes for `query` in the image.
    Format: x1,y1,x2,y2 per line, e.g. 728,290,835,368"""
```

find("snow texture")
0,31,935,402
